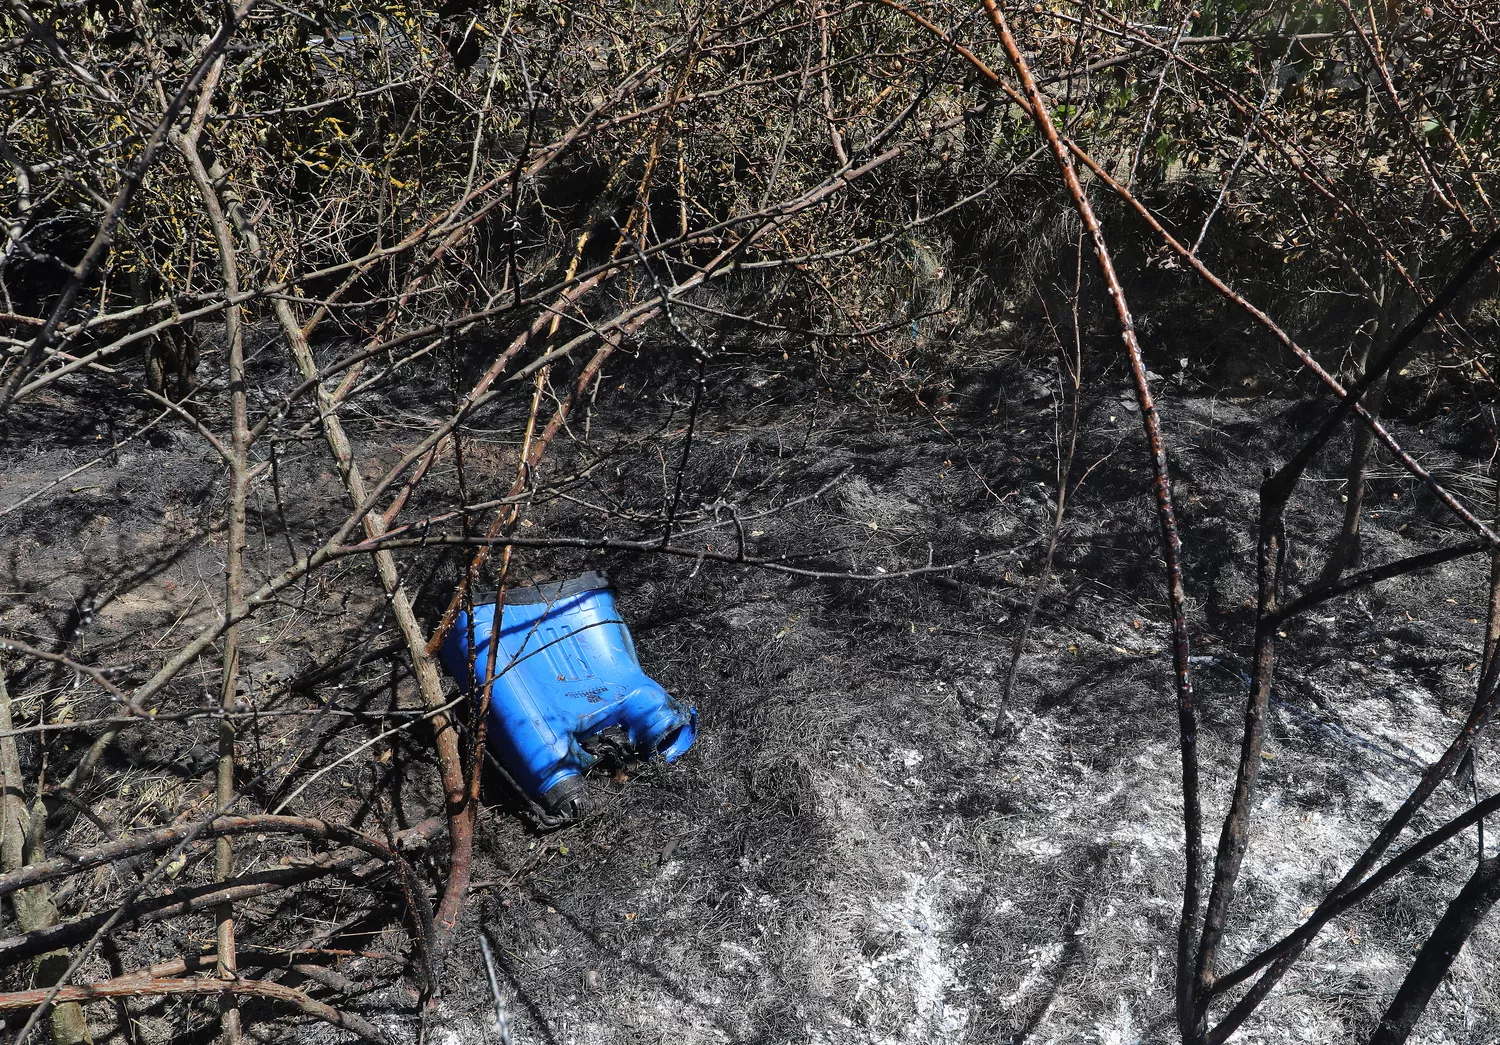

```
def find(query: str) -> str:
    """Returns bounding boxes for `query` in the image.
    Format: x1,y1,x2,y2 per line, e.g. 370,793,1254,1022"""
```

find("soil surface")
2,338,1497,1045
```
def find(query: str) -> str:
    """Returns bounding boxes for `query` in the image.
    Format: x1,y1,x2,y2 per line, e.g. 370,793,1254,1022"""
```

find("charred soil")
2,336,1497,1045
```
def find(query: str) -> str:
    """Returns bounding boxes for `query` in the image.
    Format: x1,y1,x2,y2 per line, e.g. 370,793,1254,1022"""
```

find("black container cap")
538,774,588,819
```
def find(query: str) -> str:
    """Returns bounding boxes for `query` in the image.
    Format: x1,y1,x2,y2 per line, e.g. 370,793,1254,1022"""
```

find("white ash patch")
1096,995,1140,1045
1001,940,1064,1010
853,870,970,1044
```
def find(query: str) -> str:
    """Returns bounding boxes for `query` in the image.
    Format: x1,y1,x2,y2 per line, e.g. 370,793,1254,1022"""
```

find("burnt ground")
2,334,1499,1045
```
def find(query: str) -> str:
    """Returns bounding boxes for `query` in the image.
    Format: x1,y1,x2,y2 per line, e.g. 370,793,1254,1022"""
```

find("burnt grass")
2,328,1498,1045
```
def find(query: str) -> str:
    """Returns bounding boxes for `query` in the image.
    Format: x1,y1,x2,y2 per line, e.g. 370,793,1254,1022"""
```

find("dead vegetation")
2,1,1500,1043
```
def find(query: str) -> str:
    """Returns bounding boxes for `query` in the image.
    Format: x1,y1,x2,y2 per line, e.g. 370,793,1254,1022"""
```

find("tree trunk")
0,668,92,1045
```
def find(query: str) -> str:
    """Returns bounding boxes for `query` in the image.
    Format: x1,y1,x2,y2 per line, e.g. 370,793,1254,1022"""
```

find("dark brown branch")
880,0,1500,556
1212,789,1500,998
1208,659,1500,1043
1192,472,1284,1021
974,4,1202,1035
1270,540,1490,626
1061,145,1500,550
1368,856,1500,1045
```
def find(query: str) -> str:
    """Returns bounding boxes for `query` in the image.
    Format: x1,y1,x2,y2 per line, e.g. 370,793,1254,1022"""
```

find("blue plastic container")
438,572,696,818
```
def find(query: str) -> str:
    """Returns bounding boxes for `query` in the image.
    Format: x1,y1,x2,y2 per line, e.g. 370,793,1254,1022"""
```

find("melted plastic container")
438,572,696,818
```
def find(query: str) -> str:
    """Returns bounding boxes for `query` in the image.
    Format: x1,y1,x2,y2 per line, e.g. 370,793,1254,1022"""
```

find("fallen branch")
0,815,398,901
340,531,995,581
0,856,364,969
0,976,387,1043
